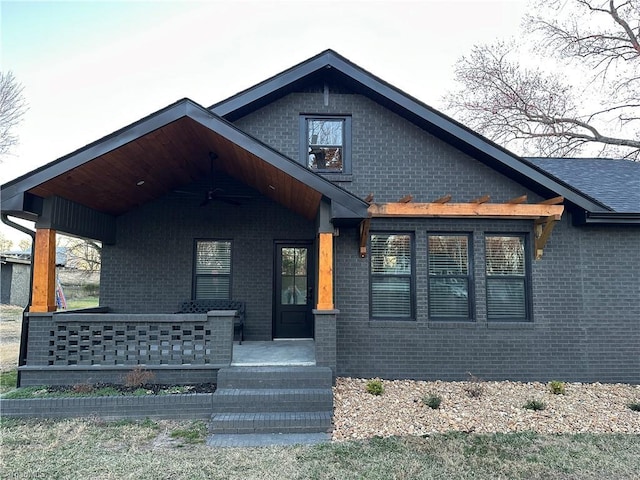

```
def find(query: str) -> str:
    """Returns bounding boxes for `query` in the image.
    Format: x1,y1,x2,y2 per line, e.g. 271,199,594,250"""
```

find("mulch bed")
39,383,217,396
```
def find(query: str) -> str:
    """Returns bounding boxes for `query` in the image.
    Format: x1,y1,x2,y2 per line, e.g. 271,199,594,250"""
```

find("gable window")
300,115,351,174
193,240,232,300
485,235,529,321
370,233,413,319
428,235,471,320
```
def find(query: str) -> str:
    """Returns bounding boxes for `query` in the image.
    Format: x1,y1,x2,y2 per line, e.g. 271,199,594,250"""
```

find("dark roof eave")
576,211,640,226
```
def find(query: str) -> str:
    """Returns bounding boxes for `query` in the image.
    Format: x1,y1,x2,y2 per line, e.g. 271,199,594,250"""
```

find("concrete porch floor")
231,340,316,366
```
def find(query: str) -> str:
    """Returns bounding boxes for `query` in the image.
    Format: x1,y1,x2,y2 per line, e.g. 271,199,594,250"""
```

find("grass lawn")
65,296,100,309
1,418,639,479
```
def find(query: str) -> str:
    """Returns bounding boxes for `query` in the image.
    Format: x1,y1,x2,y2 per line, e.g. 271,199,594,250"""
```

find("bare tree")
59,236,102,273
0,71,28,160
445,0,640,160
0,232,14,252
18,239,31,251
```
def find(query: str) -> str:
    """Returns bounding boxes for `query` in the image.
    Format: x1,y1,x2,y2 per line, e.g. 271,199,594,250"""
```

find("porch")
16,309,335,387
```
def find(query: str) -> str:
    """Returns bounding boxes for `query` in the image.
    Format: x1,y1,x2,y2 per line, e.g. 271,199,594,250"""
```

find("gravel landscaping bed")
332,377,640,440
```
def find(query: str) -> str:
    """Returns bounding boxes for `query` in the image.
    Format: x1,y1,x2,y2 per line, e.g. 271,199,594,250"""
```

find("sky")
0,0,528,242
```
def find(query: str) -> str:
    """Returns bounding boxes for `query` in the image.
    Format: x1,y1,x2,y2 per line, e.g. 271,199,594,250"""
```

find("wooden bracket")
535,216,557,260
359,218,371,258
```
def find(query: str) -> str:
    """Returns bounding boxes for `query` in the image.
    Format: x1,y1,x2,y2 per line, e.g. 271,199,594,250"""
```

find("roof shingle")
527,158,640,213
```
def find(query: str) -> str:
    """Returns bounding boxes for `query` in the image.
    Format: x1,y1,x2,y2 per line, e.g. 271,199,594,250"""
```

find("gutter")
1,214,36,387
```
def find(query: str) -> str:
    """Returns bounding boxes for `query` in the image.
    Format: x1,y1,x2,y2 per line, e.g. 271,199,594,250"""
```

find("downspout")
1,214,36,387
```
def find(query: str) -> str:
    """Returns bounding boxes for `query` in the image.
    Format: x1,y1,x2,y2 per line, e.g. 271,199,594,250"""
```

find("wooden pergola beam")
368,202,564,220
539,195,564,205
470,195,490,204
432,194,452,204
508,194,528,204
31,228,57,313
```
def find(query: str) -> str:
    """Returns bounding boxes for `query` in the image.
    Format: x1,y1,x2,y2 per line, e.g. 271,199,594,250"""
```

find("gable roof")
528,158,640,214
3,49,639,230
1,98,369,228
212,49,631,220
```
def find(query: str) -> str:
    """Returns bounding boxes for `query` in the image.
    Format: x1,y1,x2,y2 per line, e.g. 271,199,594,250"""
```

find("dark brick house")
2,50,639,386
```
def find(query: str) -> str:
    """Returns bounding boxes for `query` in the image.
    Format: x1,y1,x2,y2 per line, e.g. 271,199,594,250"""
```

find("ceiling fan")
198,152,246,207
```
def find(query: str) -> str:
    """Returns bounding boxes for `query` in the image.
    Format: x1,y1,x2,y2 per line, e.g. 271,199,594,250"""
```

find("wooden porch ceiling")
27,117,322,220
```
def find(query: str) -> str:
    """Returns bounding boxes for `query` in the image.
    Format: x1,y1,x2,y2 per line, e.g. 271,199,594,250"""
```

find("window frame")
369,232,415,321
299,115,352,174
427,233,474,321
484,233,532,322
192,239,233,301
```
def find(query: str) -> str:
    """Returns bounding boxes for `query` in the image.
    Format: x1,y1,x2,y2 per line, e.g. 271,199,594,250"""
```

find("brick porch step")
209,366,334,436
216,366,333,389
209,411,332,434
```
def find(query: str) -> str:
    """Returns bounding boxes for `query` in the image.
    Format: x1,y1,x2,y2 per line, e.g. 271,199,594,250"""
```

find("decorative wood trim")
368,202,563,220
317,232,334,310
363,195,564,260
31,228,57,313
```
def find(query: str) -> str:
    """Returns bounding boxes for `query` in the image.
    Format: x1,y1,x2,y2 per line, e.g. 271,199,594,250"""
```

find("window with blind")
428,235,471,320
485,235,529,321
370,233,413,319
193,240,232,300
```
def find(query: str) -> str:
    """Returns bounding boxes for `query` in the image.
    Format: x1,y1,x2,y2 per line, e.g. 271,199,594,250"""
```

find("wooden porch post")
31,228,57,312
316,232,334,310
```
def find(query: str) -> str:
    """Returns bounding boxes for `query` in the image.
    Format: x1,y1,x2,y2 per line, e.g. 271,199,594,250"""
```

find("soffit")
25,116,322,220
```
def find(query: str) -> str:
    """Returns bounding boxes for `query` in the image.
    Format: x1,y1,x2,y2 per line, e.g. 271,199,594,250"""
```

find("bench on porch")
178,300,245,344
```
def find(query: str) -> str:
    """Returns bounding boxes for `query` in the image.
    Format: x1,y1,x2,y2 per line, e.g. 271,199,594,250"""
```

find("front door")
274,243,314,338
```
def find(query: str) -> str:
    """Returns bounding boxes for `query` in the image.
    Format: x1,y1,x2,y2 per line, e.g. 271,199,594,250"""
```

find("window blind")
428,235,470,319
370,234,412,319
485,236,527,320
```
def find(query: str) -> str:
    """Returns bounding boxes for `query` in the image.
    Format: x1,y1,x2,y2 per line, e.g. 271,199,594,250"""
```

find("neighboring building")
0,248,67,307
1,50,638,386
1,255,30,306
